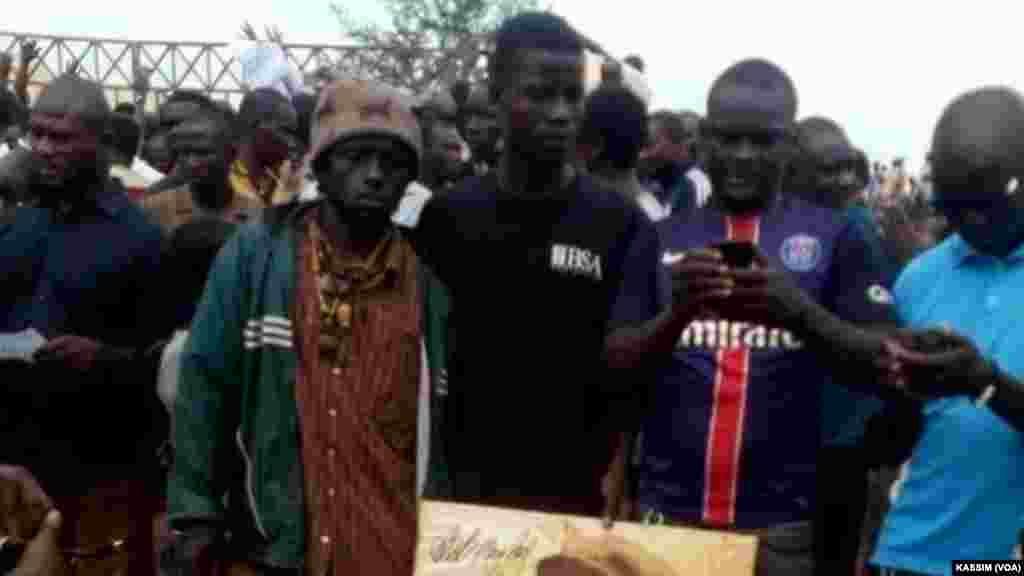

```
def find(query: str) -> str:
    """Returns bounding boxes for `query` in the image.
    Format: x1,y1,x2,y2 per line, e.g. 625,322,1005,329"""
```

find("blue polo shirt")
871,234,1024,576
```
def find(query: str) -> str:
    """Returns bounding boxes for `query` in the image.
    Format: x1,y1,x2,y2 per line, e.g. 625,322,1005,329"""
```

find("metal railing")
0,30,382,106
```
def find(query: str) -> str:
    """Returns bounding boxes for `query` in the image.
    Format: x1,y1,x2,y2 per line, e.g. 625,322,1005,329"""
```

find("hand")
716,247,813,328
890,327,990,398
664,247,732,315
13,510,65,576
19,41,39,65
34,335,104,372
0,466,52,542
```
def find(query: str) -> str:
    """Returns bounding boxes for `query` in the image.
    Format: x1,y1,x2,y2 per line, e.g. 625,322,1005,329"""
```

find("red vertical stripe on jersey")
702,215,760,526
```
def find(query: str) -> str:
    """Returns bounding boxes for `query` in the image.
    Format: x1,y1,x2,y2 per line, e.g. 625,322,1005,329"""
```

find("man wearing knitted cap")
166,77,430,575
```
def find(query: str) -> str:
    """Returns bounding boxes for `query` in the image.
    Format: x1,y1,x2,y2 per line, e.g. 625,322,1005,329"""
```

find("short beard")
32,163,104,210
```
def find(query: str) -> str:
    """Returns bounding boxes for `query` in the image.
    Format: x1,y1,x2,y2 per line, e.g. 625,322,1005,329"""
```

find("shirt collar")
951,234,1024,267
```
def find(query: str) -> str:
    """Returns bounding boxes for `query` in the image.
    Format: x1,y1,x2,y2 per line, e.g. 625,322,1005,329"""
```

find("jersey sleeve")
823,215,898,326
608,212,666,331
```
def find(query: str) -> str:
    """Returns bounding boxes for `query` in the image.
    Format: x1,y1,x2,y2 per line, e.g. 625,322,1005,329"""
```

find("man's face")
707,126,786,207
935,166,1024,257
249,99,300,174
316,135,416,228
27,113,102,190
812,159,861,209
640,122,675,175
421,101,465,180
169,118,232,192
500,49,584,165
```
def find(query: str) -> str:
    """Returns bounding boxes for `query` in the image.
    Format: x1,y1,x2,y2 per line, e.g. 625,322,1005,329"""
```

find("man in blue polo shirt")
870,87,1024,576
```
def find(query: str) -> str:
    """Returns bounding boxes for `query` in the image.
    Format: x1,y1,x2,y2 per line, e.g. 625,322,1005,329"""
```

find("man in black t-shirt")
395,11,664,516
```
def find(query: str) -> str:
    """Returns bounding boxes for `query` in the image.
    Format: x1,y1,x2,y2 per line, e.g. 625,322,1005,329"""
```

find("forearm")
605,305,696,371
790,301,901,396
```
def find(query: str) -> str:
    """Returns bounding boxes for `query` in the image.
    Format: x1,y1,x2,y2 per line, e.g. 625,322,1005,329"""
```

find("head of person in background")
168,107,239,211
930,86,1024,259
461,84,500,172
412,89,465,190
143,91,218,176
640,111,688,179
578,84,657,214
623,54,645,74
234,87,300,204
579,85,647,175
107,112,150,200
676,111,702,165
159,90,216,133
794,116,863,210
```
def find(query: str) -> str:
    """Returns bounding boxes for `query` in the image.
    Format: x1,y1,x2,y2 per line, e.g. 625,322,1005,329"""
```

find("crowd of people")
0,10,1022,576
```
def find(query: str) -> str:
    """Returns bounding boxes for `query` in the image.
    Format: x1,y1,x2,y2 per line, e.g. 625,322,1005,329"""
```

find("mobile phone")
715,241,756,268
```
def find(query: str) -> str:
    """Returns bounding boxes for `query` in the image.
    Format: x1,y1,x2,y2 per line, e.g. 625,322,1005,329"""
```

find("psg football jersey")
637,196,894,529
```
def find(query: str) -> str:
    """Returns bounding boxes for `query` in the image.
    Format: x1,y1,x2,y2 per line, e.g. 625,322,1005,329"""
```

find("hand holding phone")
713,241,757,269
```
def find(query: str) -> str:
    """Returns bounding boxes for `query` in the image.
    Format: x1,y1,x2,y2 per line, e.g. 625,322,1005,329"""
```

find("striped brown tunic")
292,208,421,576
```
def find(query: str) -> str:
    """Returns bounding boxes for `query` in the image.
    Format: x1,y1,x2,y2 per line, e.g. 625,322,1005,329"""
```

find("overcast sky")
3,0,1021,173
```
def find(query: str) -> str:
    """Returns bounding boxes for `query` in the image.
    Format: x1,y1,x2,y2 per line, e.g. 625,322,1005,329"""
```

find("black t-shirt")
409,173,664,509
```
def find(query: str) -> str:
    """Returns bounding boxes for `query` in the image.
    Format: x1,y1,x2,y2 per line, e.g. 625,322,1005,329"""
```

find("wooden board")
415,501,757,576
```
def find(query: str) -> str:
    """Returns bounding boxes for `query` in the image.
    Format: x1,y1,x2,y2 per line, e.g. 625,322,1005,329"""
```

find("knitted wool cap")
309,78,422,176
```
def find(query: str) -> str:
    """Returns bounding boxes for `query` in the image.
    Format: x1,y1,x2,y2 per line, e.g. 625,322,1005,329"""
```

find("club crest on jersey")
550,243,603,281
780,234,822,272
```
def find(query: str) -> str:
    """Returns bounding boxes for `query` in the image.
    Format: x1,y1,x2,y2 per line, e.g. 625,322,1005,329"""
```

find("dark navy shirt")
0,178,167,492
638,196,894,529
410,173,664,512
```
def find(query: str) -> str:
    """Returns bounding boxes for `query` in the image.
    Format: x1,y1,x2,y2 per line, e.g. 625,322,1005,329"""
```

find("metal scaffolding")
0,30,381,106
